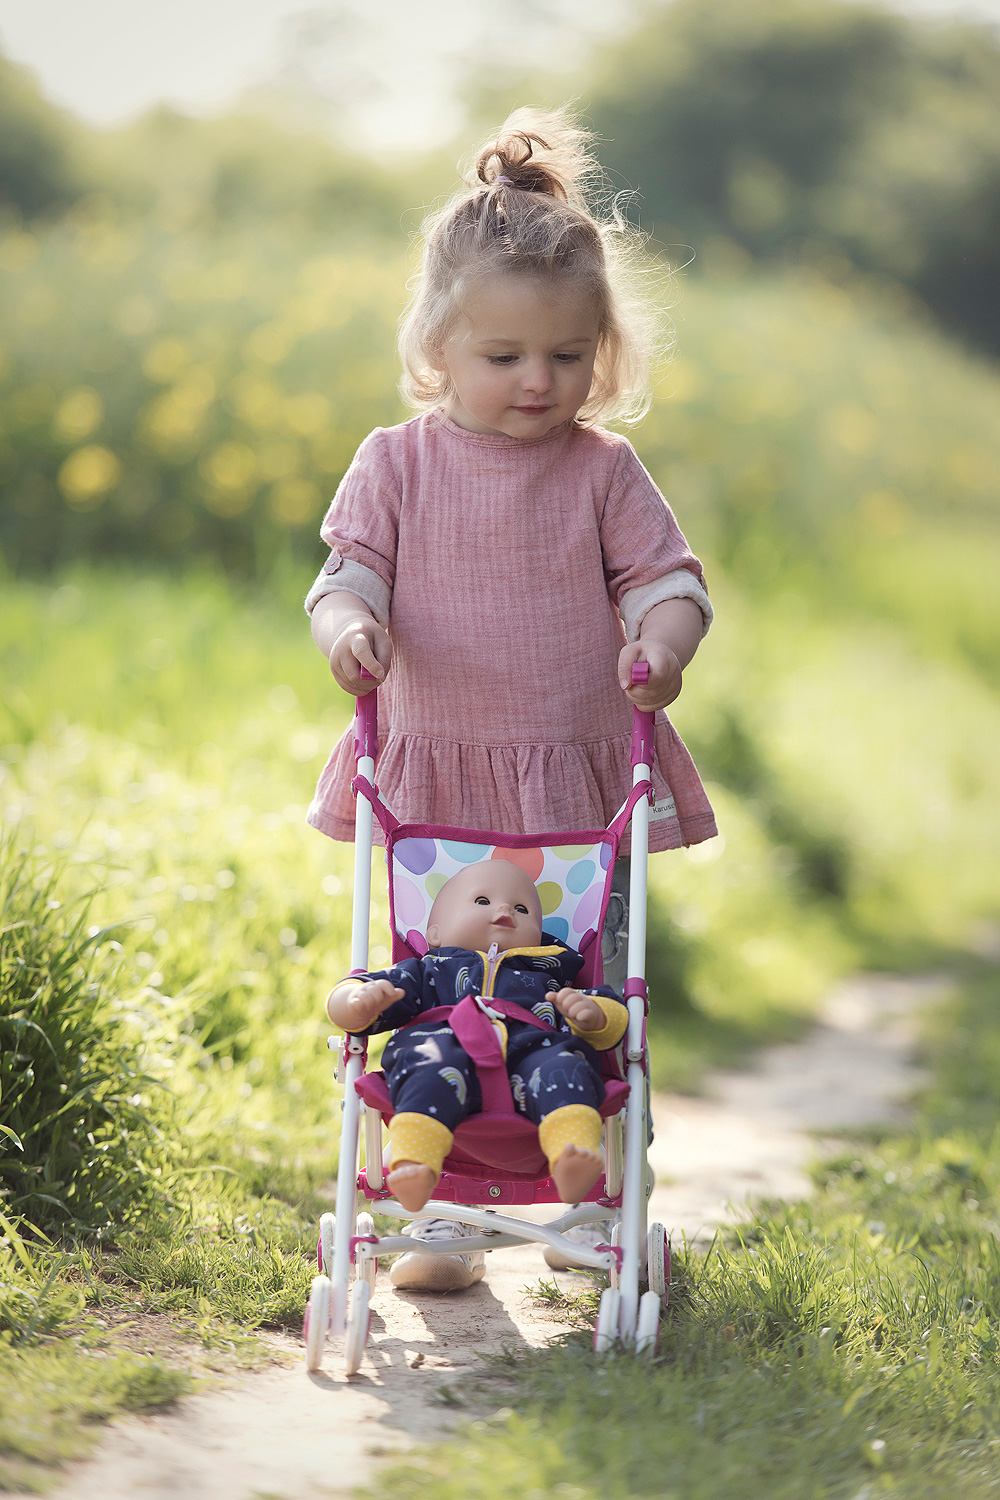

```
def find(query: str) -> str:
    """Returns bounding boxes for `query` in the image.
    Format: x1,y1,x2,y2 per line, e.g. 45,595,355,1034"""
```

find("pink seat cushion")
354,1072,629,1178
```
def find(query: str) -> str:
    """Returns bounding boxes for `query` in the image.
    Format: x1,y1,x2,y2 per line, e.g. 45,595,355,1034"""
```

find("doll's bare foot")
387,1161,437,1213
551,1144,604,1204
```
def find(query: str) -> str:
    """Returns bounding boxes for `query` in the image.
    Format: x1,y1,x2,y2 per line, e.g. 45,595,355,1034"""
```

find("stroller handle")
353,665,379,762
629,662,656,770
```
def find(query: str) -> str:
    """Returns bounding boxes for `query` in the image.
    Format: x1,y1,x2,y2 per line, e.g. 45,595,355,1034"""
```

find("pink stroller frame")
304,666,669,1374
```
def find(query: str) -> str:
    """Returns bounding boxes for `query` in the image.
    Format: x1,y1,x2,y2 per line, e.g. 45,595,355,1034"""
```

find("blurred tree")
589,0,906,246
0,40,422,238
586,0,1000,353
97,108,415,235
0,51,85,217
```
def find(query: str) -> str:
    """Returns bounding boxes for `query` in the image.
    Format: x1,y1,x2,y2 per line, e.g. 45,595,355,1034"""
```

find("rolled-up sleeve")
304,556,393,624
600,443,712,640
618,571,713,642
303,428,400,622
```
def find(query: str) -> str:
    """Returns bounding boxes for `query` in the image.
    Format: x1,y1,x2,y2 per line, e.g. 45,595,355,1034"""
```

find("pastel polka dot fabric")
390,836,615,953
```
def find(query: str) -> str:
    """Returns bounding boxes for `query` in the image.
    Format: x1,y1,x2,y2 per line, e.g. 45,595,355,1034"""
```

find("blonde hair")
398,107,666,427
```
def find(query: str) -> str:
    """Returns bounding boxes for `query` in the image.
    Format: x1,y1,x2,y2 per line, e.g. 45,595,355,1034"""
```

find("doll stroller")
304,664,668,1375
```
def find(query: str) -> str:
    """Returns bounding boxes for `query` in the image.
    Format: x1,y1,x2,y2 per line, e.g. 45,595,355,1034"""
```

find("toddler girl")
325,859,627,1210
307,106,716,1285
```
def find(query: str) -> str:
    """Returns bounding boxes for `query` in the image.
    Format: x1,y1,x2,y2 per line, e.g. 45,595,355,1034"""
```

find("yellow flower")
201,443,258,517
58,446,121,508
268,478,320,526
53,388,104,443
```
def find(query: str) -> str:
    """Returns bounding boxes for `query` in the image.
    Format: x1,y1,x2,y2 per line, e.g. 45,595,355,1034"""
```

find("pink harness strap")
445,995,513,1114
391,994,624,1118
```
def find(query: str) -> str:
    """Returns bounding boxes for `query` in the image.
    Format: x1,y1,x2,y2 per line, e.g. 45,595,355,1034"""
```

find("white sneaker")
543,1218,613,1271
389,1217,487,1292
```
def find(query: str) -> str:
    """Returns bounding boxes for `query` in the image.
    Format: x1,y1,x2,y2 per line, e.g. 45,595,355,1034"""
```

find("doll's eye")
474,896,489,906
515,904,529,914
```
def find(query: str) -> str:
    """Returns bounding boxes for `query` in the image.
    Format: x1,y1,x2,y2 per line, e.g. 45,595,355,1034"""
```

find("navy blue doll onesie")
347,939,628,1140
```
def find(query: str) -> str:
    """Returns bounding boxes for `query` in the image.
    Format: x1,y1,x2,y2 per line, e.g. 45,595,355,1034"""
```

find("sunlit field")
2,193,999,1492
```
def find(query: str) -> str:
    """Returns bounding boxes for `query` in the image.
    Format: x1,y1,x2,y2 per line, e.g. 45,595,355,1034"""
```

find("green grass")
1,840,171,1234
0,1210,194,1493
1,131,996,1498
0,1339,188,1494
2,248,999,1482
370,965,1000,1500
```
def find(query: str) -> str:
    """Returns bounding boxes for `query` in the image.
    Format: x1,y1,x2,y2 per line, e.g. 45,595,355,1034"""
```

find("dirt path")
47,972,943,1500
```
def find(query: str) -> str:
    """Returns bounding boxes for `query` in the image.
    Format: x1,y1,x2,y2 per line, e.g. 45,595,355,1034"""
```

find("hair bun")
472,107,597,211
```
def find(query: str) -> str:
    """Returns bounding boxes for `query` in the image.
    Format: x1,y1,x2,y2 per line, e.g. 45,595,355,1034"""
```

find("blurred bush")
91,106,414,236
0,209,405,573
639,271,1000,687
586,0,1000,355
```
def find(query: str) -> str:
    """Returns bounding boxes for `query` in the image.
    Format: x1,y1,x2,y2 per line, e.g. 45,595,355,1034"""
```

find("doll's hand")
326,977,404,1030
547,988,606,1032
329,619,392,696
618,640,682,711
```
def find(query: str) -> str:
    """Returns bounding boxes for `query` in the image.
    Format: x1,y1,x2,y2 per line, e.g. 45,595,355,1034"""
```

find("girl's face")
437,274,600,438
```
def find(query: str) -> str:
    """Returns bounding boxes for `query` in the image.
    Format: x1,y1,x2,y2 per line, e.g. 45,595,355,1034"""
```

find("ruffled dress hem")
307,719,718,856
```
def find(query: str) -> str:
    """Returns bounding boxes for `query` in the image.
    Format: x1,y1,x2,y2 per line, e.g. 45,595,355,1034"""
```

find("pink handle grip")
353,665,379,763
629,660,655,770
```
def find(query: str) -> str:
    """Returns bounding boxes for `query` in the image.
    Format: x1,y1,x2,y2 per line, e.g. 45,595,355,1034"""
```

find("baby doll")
325,859,628,1211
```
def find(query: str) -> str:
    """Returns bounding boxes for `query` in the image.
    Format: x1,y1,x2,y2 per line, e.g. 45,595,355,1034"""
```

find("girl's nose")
521,360,553,394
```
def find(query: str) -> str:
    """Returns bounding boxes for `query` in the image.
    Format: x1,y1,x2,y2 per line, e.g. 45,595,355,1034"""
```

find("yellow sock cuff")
387,1112,454,1177
538,1104,603,1172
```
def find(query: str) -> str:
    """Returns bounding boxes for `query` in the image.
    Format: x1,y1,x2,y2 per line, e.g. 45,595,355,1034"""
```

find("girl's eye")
554,352,582,363
487,354,518,365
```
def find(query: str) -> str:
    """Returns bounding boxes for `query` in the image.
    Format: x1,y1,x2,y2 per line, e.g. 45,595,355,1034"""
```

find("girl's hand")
618,639,682,711
547,987,605,1032
326,977,404,1030
329,619,392,696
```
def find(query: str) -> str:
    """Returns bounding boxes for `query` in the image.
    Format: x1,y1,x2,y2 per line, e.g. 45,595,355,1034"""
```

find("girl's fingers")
351,635,385,683
372,629,393,673
618,642,644,691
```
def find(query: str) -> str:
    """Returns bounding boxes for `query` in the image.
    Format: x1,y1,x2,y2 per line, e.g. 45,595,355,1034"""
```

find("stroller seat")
355,1068,631,1179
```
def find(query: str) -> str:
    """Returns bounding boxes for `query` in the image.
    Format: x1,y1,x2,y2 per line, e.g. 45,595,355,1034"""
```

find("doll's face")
425,860,543,953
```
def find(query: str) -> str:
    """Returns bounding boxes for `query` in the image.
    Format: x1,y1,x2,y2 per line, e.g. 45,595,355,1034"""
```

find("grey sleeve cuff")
618,571,714,643
304,557,392,625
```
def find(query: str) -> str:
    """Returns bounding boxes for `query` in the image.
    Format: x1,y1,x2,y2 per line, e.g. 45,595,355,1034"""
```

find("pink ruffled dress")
306,411,717,854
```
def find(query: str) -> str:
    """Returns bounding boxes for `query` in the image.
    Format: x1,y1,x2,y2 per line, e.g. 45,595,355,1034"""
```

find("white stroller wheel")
356,1211,377,1294
344,1280,372,1376
636,1290,661,1356
304,1275,331,1372
319,1212,336,1278
609,1221,623,1291
593,1286,620,1353
646,1223,669,1300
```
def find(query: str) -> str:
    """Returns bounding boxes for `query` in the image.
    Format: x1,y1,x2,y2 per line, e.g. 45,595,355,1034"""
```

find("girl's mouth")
513,405,552,415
